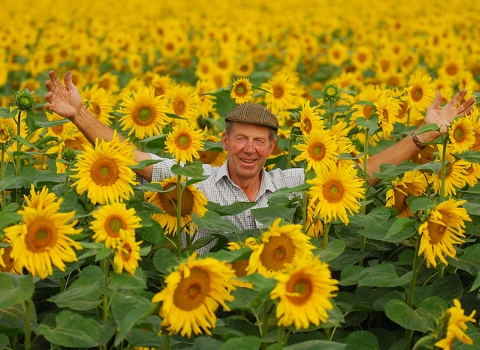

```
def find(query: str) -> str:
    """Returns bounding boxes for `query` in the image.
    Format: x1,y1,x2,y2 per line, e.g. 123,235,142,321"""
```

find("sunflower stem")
278,325,284,346
15,110,22,205
405,238,421,350
323,222,331,249
1,145,6,209
176,174,183,258
101,256,110,325
165,333,171,350
440,137,448,201
23,297,31,350
324,327,331,341
287,136,293,169
261,300,269,349
302,191,307,234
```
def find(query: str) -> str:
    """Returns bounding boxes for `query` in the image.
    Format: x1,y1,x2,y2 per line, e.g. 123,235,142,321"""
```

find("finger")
43,92,52,101
456,97,476,115
447,89,467,108
45,80,54,92
64,71,77,91
429,91,442,110
49,70,62,88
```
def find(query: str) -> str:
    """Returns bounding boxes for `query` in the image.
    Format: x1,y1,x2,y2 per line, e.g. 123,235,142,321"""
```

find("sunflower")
169,84,198,123
351,45,374,72
118,86,168,140
90,202,142,249
466,109,480,151
151,74,175,99
113,233,142,275
145,177,208,235
0,243,22,274
447,117,475,154
412,144,436,165
227,240,253,289
464,162,480,188
197,134,227,167
4,204,82,279
435,299,476,349
230,78,253,104
294,129,338,175
427,146,469,196
327,41,348,67
404,70,435,113
261,72,298,113
307,163,365,225
151,252,236,338
164,121,204,164
71,131,138,205
195,79,216,117
385,171,428,217
374,95,400,138
418,199,471,268
270,256,338,330
82,85,114,126
44,112,78,142
0,119,15,146
246,218,315,278
23,184,59,211
305,197,324,238
293,100,324,136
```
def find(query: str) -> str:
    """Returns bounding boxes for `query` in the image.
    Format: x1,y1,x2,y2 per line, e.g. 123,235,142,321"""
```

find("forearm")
364,126,439,182
72,105,154,181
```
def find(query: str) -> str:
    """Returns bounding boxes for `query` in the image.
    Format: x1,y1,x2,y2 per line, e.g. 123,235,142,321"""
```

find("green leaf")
284,340,347,350
111,293,160,346
355,116,380,135
137,133,167,143
266,183,311,199
463,201,480,216
153,248,177,273
0,334,8,349
236,274,277,306
0,302,37,335
0,211,21,232
137,183,166,192
207,201,257,216
384,218,415,238
309,90,326,99
452,150,480,163
251,206,296,225
13,135,38,149
373,161,417,179
413,162,442,174
447,243,480,276
130,158,164,170
35,118,70,128
193,336,223,350
193,211,241,233
345,331,381,350
203,88,231,97
220,336,261,350
0,175,19,192
409,197,434,214
469,273,480,292
455,323,480,349
206,247,251,263
48,278,101,311
0,274,35,310
415,123,440,134
137,220,164,244
341,264,413,288
385,297,447,332
38,310,102,348
0,107,18,118
414,274,464,306
171,161,207,179
349,207,392,228
109,268,147,290
317,239,345,263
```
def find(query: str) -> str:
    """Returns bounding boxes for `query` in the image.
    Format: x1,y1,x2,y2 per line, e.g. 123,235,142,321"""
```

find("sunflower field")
1,0,480,349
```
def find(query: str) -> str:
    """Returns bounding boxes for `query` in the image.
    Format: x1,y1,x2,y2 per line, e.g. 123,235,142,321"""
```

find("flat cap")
225,103,278,132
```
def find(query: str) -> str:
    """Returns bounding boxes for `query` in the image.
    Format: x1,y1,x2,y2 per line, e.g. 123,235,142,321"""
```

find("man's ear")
221,131,228,151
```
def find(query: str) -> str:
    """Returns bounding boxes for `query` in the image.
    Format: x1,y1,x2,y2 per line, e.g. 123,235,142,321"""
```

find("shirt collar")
215,160,276,197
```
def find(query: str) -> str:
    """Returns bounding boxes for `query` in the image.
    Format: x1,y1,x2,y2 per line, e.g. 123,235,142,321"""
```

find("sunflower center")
25,218,57,252
363,105,373,119
446,63,458,76
132,106,155,127
231,260,249,278
52,125,63,135
323,180,344,203
234,83,247,97
105,216,125,238
453,126,465,142
411,87,423,102
393,183,415,215
274,85,284,98
260,235,296,272
121,243,132,260
158,183,195,217
198,150,219,164
325,86,337,97
90,157,120,186
174,100,186,115
428,222,447,244
173,267,210,311
286,275,313,306
308,142,326,161
303,118,312,134
93,103,101,117
358,53,366,63
154,87,165,96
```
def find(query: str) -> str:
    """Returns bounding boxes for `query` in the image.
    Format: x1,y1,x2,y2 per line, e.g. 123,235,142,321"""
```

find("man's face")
222,122,276,185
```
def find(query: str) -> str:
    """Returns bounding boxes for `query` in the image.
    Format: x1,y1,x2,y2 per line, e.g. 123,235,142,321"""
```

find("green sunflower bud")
62,148,77,163
12,89,35,111
322,83,340,103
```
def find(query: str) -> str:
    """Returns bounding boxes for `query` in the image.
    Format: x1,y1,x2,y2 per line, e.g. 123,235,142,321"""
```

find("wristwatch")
410,131,426,150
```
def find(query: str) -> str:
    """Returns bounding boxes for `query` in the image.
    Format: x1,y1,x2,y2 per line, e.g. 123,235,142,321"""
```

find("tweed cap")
225,103,278,132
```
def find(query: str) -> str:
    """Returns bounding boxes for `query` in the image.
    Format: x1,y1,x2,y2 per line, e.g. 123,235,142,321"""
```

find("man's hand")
44,70,83,120
424,89,476,135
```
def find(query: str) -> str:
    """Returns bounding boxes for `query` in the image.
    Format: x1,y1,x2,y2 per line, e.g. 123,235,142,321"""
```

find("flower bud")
12,89,35,111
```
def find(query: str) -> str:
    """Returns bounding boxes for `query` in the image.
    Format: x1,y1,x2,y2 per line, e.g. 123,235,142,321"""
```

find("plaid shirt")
141,154,305,252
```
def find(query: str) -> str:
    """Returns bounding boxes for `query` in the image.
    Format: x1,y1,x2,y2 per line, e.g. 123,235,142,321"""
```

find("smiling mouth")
241,158,256,163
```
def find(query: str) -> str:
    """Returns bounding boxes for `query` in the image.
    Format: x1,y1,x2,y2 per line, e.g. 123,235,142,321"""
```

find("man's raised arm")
44,70,154,182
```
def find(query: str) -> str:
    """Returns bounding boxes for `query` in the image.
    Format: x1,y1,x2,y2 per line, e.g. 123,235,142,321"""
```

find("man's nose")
244,139,255,153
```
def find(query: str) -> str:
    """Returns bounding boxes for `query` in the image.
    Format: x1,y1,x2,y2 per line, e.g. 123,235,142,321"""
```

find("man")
44,70,476,248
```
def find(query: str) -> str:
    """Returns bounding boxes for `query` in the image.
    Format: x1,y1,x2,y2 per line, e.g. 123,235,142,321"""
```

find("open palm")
44,71,83,120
